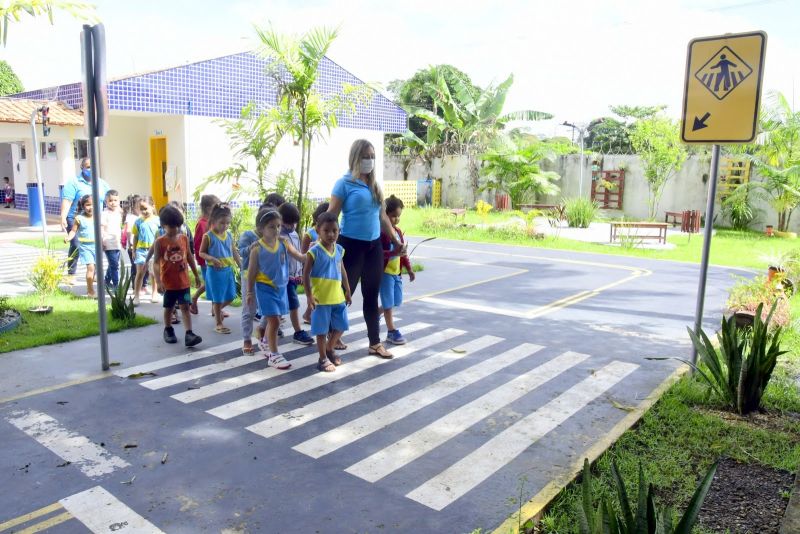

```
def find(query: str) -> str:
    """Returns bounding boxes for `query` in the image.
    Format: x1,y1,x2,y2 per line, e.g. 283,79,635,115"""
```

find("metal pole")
82,25,110,371
691,144,721,367
579,128,585,197
29,108,49,246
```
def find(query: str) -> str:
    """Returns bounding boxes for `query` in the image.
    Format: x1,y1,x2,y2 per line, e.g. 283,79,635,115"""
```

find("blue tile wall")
13,52,406,133
13,193,61,215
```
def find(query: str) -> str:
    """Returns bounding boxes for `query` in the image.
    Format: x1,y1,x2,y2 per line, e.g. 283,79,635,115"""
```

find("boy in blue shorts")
278,202,314,345
303,212,352,372
380,195,415,344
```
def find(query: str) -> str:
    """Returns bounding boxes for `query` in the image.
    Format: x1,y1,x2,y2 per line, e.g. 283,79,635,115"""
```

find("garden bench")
665,210,702,233
518,204,566,220
609,221,669,244
450,208,466,222
664,211,683,227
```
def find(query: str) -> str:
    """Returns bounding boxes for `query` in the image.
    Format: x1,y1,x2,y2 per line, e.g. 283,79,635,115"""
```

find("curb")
779,468,800,534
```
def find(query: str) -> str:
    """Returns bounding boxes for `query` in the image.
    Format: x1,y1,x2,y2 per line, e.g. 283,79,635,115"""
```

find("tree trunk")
302,138,312,233
297,107,307,218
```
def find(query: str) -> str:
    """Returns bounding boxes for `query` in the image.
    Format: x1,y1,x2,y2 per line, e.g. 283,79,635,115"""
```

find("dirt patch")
699,457,794,533
694,406,800,436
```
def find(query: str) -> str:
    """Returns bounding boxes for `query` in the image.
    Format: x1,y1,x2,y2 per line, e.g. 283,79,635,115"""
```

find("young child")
239,202,269,355
246,206,306,369
124,194,141,287
304,211,352,373
300,201,330,324
278,202,314,346
191,194,221,315
64,194,97,298
131,196,159,306
101,189,123,289
380,195,415,345
152,205,202,347
3,177,13,208
199,203,241,334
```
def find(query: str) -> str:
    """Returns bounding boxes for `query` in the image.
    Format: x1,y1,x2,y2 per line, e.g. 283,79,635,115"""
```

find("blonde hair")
348,139,382,205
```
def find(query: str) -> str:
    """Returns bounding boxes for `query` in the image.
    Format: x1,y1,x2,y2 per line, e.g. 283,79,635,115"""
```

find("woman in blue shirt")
328,140,406,359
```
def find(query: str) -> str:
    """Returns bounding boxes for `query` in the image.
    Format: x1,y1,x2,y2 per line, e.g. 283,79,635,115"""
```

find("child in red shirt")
153,204,202,346
190,194,220,314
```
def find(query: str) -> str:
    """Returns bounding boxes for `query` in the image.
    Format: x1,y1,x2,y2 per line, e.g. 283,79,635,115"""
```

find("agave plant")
577,459,717,534
108,264,135,324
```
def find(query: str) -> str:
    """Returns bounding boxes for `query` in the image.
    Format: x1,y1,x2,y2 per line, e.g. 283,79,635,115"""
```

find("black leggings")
338,235,383,345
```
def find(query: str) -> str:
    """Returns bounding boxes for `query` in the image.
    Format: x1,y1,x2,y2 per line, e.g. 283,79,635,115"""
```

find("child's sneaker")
132,295,140,307
257,337,269,353
163,327,178,344
386,329,406,345
292,330,314,345
267,352,291,370
185,331,202,347
277,328,284,338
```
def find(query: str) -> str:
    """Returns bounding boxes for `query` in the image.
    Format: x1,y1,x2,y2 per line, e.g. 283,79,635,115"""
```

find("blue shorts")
78,242,96,265
256,282,289,317
134,247,149,265
310,303,348,336
200,265,207,282
380,273,403,310
287,281,300,311
205,266,236,304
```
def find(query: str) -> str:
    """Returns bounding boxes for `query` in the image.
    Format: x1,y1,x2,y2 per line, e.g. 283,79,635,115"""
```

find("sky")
1,0,798,137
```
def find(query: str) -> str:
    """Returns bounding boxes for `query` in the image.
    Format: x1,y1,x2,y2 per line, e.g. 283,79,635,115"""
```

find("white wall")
0,144,13,183
98,115,149,198
184,115,384,203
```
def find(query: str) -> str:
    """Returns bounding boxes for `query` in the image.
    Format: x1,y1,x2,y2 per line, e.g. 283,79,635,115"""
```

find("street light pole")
563,121,586,197
29,106,49,246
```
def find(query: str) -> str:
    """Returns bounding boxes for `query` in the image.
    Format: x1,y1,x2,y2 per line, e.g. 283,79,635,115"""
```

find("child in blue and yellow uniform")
304,211,352,372
131,196,160,306
199,203,241,334
300,201,330,325
380,195,415,345
246,206,306,369
64,194,97,298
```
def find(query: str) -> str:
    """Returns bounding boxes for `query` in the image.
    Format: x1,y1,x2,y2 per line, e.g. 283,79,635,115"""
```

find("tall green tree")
749,91,800,231
0,1,97,46
0,60,23,95
255,24,371,218
585,105,666,154
629,115,687,219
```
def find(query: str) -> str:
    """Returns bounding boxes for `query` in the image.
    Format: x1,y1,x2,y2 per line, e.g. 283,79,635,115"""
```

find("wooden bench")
518,204,566,220
664,211,683,227
665,210,702,233
609,221,669,244
450,208,466,222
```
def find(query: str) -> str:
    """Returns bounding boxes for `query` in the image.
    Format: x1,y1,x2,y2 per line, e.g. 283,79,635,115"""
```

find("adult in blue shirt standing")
60,157,110,280
328,139,407,359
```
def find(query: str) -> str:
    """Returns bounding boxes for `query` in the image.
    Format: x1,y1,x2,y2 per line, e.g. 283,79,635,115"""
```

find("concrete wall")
98,115,149,199
385,152,800,231
0,144,13,183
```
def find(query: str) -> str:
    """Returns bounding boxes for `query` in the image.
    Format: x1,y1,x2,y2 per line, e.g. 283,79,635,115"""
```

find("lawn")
0,292,156,354
14,238,69,250
400,207,797,271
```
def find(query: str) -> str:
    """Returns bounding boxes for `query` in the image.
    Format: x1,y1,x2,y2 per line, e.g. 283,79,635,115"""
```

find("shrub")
564,197,598,228
577,458,717,534
109,264,136,324
687,302,786,415
27,249,66,307
726,275,790,327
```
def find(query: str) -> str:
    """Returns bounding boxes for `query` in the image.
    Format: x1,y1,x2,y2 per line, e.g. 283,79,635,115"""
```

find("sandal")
326,349,342,366
189,302,198,315
368,344,393,359
334,341,347,350
317,360,336,373
214,326,232,334
241,345,256,355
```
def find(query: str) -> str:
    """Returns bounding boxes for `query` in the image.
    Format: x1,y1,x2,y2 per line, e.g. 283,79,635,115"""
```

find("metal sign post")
680,31,767,366
28,107,49,246
81,23,110,371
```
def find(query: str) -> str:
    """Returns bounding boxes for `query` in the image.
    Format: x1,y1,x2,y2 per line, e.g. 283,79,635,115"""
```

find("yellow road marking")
405,268,529,303
0,373,111,405
0,503,64,532
13,512,73,534
491,365,689,534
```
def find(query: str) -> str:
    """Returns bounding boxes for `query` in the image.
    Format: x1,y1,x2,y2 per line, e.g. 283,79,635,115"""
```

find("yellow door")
149,137,168,209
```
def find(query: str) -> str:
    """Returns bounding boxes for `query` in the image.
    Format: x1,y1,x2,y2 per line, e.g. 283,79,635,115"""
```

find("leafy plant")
564,197,598,228
0,295,11,315
27,249,66,308
108,264,135,323
726,275,790,327
686,302,786,414
0,1,98,46
720,183,762,230
475,199,492,222
577,458,717,534
629,116,687,220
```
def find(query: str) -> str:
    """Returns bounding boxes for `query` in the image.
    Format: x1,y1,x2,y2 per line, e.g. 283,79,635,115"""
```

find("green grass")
0,291,156,354
14,238,69,250
400,207,797,270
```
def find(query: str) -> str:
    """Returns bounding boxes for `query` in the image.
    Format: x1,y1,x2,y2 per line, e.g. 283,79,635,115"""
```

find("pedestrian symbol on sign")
694,46,753,101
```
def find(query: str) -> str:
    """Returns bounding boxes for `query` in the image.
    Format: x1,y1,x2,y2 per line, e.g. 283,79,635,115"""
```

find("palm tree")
750,91,800,231
255,24,340,218
0,1,97,46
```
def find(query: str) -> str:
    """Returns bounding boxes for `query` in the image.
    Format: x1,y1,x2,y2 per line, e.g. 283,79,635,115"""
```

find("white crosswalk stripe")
120,320,642,512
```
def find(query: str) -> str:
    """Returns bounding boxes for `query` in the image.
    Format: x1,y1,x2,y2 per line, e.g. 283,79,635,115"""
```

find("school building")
1,50,406,214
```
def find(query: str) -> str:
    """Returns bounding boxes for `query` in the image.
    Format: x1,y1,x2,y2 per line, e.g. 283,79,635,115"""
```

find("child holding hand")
64,194,97,298
304,211,352,372
199,203,241,334
380,195,415,345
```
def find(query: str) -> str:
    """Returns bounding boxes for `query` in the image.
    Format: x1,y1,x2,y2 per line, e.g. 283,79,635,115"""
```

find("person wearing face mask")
328,139,407,360
60,157,111,282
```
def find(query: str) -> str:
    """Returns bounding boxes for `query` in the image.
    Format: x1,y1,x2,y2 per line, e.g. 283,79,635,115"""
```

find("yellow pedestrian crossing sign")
681,31,767,144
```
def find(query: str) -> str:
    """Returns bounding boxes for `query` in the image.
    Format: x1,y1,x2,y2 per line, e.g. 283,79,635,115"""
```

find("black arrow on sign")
692,112,711,131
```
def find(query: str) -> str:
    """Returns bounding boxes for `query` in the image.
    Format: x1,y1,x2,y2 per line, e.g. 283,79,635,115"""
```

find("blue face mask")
81,168,91,179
